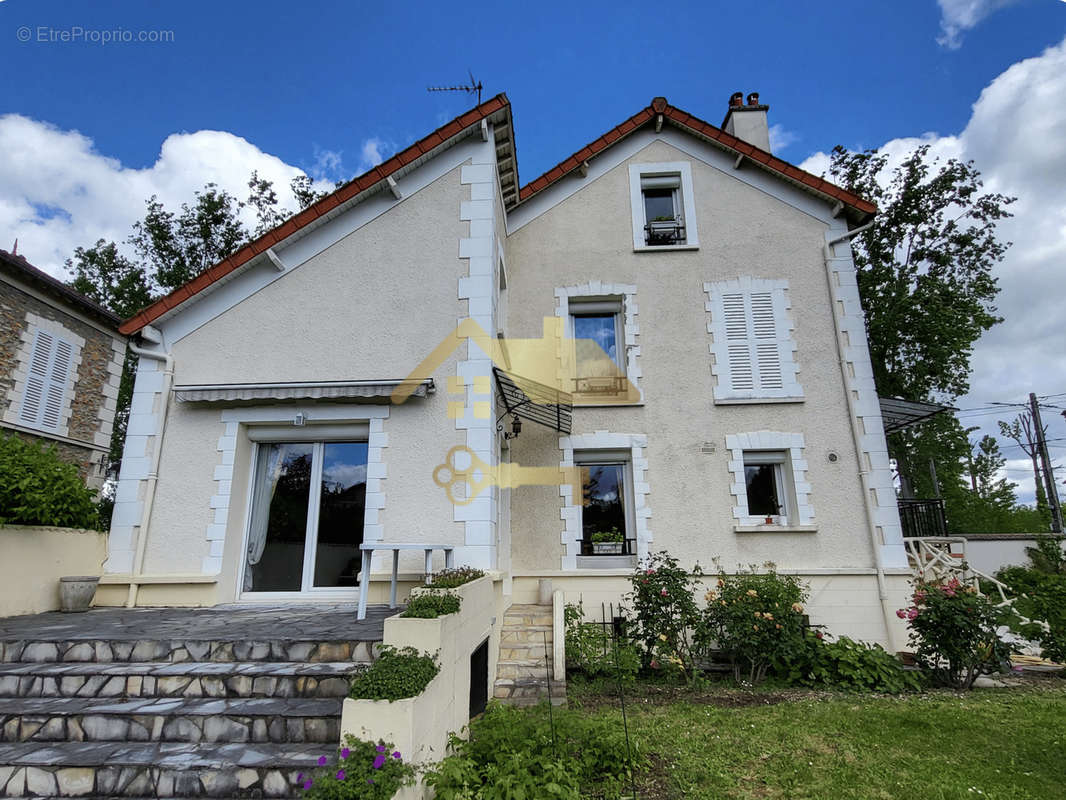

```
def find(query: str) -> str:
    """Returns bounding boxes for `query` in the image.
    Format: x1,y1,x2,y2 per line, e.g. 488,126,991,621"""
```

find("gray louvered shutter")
721,291,783,393
19,330,73,430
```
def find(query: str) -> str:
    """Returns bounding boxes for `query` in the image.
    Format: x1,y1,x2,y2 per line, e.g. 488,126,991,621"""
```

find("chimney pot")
729,92,744,107
747,92,760,106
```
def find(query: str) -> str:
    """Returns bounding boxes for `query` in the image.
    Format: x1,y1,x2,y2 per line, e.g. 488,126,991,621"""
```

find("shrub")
697,562,808,685
0,434,100,529
626,551,703,681
777,631,922,693
425,701,643,799
348,646,439,701
428,566,484,589
563,602,640,683
997,564,1066,663
901,578,1012,689
300,735,413,799
401,591,461,619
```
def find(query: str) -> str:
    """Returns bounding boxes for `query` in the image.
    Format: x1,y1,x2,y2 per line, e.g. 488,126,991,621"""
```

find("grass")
568,681,1066,799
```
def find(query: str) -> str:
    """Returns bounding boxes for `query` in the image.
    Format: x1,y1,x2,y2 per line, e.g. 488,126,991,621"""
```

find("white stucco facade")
102,101,908,648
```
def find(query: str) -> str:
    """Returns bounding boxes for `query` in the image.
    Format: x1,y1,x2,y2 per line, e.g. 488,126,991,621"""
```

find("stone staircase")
492,604,565,707
0,621,378,798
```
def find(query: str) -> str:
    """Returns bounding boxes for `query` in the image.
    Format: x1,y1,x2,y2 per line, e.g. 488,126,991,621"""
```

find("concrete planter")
59,575,99,612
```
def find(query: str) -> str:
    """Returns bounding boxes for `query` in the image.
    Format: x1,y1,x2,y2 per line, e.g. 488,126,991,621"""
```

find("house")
103,92,911,649
0,247,125,488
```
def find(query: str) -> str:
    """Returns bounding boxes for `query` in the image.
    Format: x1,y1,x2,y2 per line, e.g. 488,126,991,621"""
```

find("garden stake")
611,610,638,799
542,630,557,758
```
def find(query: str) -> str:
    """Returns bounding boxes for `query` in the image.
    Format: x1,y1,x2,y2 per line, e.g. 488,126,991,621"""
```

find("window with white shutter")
18,329,75,432
705,278,802,402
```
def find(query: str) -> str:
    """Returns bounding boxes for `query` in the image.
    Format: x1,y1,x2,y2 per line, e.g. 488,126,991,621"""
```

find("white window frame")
574,449,635,555
560,432,651,570
705,277,802,403
629,161,699,251
568,298,625,373
725,432,814,530
555,283,643,405
3,313,84,437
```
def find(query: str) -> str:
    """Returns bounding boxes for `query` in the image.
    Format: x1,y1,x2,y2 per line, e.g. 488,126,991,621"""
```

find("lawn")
568,682,1066,799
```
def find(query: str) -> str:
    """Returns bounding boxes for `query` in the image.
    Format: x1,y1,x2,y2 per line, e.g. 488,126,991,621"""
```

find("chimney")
722,90,771,152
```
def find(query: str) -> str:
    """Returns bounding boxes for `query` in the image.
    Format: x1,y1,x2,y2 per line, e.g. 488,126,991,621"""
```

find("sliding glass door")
243,441,367,594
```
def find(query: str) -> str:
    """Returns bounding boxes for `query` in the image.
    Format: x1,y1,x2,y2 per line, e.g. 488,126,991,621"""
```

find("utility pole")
1030,393,1063,533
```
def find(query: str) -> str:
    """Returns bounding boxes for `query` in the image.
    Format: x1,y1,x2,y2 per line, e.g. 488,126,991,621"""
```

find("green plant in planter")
299,735,414,799
589,527,624,544
348,646,439,701
426,566,484,589
401,591,461,619
651,215,675,222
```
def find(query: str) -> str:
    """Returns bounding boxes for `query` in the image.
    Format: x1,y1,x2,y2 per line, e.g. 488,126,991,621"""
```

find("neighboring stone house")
105,93,910,648
0,248,125,488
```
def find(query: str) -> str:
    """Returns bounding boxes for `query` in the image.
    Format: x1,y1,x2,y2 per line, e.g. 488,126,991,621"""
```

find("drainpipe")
124,338,174,608
823,221,903,653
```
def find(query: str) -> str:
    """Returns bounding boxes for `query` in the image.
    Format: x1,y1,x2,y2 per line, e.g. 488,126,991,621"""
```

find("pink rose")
896,609,907,619
660,588,668,597
907,607,919,620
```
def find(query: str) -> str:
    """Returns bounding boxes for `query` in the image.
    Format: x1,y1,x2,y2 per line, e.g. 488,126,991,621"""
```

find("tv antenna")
427,71,483,105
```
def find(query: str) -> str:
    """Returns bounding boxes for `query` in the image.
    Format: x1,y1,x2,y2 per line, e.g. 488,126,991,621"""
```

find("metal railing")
898,498,948,538
579,538,637,557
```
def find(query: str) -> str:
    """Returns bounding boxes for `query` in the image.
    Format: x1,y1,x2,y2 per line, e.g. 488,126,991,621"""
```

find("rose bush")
625,552,703,681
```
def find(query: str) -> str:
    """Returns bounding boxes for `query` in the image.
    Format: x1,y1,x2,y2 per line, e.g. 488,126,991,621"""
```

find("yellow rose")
791,603,804,613
753,625,759,631
746,589,758,597
659,633,668,642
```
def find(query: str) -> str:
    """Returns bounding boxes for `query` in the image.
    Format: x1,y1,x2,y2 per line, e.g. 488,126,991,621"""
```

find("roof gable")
120,94,514,336
513,97,874,221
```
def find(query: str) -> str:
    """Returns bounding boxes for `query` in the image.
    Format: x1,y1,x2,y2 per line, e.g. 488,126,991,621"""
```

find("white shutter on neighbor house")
718,290,788,396
19,330,74,431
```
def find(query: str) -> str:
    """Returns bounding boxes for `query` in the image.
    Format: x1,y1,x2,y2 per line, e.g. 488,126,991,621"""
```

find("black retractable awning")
493,367,572,434
879,396,955,434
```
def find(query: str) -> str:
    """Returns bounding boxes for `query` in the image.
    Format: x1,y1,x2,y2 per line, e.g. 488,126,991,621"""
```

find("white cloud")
936,0,1024,49
768,124,798,153
0,115,332,280
323,462,367,489
801,36,1066,505
357,137,389,174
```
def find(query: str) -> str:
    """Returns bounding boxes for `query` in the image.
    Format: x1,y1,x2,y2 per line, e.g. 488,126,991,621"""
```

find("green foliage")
348,646,439,701
626,552,703,681
401,591,461,619
589,526,624,543
427,566,484,589
697,562,808,685
902,579,1011,689
300,735,413,799
997,559,1066,663
425,702,643,799
563,602,640,683
777,631,922,693
0,435,100,529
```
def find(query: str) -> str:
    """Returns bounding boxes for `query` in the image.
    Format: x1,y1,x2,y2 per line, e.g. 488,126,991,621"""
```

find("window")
725,432,814,529
705,278,802,402
576,452,634,558
743,451,790,521
569,299,625,398
629,162,699,250
18,329,75,433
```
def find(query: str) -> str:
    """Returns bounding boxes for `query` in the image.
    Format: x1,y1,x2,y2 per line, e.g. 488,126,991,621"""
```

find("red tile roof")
515,96,876,217
119,94,512,335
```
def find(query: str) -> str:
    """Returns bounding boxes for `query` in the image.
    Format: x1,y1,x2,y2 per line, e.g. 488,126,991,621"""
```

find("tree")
129,184,247,291
968,435,1016,508
289,174,329,210
828,145,1016,510
999,412,1051,523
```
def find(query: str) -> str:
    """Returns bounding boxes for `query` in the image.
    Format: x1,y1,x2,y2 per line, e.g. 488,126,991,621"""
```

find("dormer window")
629,161,699,251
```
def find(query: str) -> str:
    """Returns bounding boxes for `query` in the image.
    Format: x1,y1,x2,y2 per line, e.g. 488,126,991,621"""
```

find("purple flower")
297,773,304,782
336,769,346,781
367,778,375,785
373,754,386,769
317,755,328,766
303,780,313,790
376,744,386,753
392,751,401,760
341,747,350,759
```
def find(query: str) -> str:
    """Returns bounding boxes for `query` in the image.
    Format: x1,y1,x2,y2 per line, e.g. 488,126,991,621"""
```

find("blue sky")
1,0,1062,180
2,0,1065,503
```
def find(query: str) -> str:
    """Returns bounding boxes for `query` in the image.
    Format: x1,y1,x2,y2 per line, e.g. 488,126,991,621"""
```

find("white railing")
904,537,1047,631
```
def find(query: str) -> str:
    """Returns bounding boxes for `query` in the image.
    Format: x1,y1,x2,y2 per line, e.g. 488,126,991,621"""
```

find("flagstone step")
493,603,564,707
0,696,343,744
0,661,360,699
0,639,377,665
0,741,333,797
